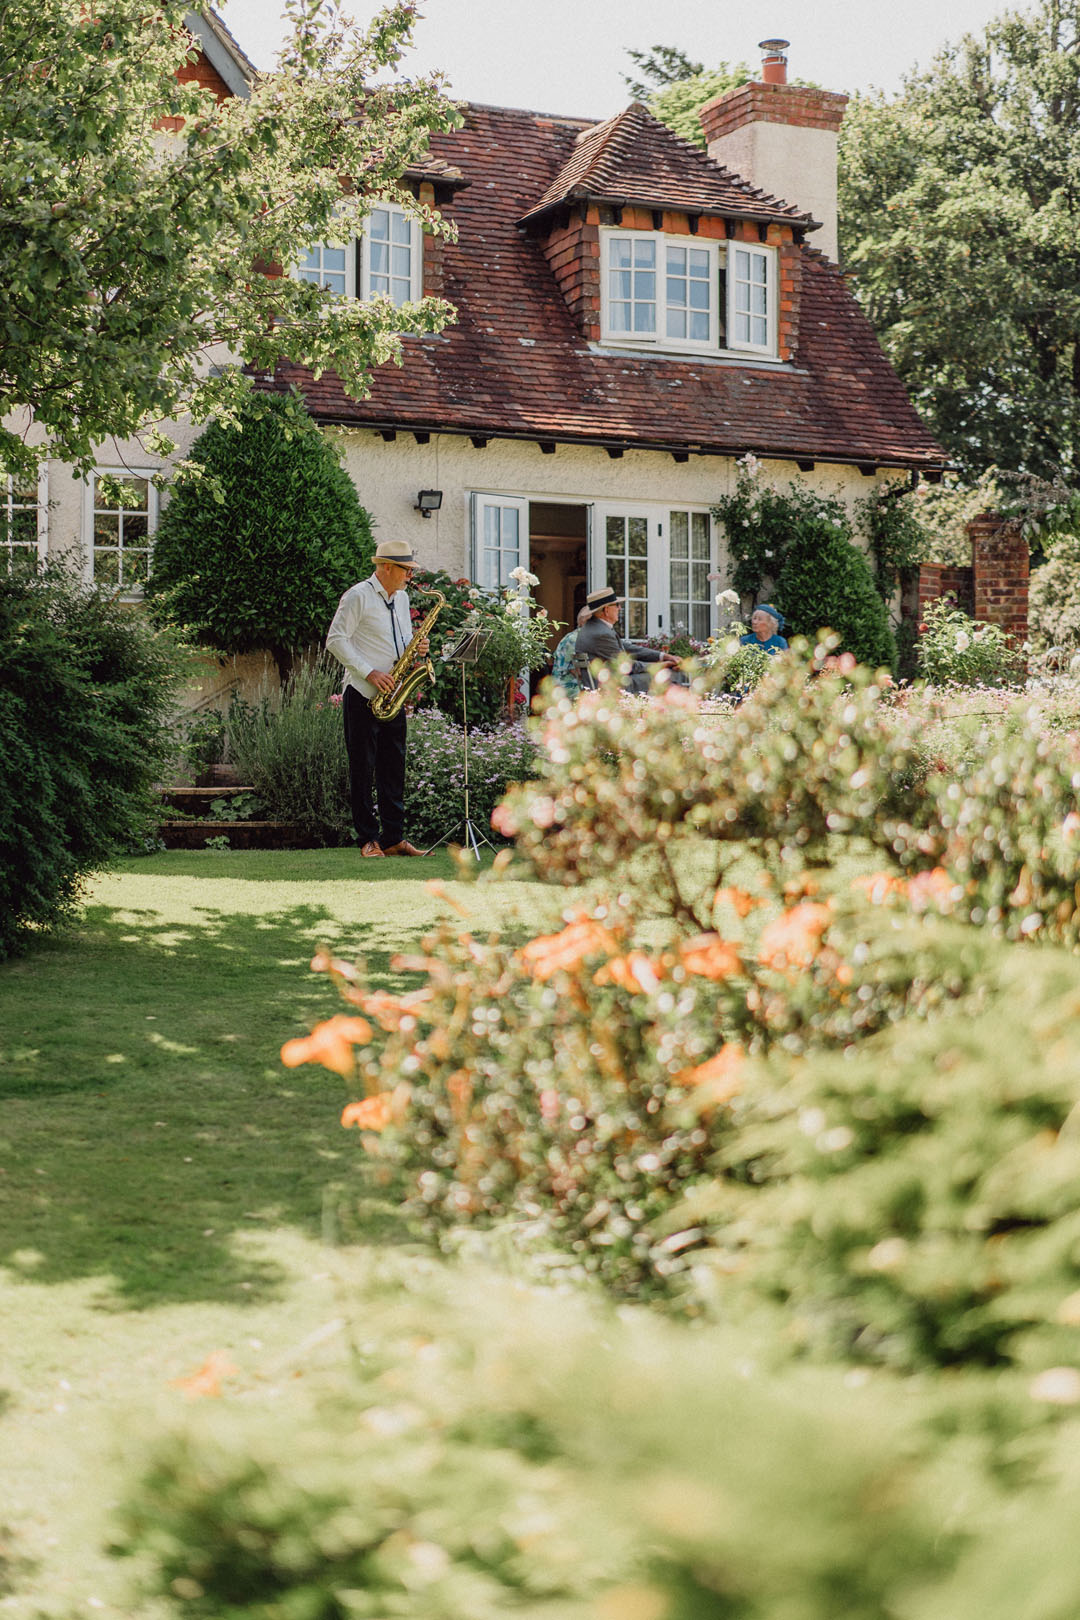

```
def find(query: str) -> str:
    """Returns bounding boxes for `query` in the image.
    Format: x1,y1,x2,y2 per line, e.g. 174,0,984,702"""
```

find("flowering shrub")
1029,534,1080,657
703,634,773,695
917,596,1025,687
410,567,555,725
404,710,539,847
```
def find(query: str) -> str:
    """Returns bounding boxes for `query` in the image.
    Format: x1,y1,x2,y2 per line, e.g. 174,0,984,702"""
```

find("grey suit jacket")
575,617,662,668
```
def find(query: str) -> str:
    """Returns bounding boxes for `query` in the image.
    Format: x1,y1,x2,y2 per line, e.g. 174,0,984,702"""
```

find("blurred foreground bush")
0,565,180,957
117,1268,969,1620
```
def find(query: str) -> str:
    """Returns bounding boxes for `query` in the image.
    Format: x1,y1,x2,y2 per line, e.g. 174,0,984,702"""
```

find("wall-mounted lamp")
415,489,443,518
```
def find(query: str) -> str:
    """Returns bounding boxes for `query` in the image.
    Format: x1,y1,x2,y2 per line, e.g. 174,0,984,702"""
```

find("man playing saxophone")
326,538,431,858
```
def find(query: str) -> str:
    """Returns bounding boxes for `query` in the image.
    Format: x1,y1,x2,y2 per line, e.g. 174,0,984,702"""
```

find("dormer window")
297,240,355,299
360,204,423,306
599,228,776,358
294,203,423,306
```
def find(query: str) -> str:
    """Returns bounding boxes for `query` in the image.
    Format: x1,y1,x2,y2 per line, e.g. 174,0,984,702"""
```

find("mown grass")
0,849,555,1617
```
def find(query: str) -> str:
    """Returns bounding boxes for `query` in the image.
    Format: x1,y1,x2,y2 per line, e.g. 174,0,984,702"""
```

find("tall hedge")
0,566,180,959
147,390,375,681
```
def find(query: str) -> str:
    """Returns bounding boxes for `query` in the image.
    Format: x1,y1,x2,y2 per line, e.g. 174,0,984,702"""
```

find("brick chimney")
699,40,848,263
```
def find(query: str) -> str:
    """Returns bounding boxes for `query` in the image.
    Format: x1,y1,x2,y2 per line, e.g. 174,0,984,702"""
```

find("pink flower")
329,693,343,706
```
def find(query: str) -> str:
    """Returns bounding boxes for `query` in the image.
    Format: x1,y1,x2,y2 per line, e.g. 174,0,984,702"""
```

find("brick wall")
917,562,974,619
158,49,233,133
541,207,601,339
969,514,1029,641
913,513,1029,642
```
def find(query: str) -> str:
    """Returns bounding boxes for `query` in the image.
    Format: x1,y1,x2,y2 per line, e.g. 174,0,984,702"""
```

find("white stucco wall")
331,425,895,580
706,123,840,264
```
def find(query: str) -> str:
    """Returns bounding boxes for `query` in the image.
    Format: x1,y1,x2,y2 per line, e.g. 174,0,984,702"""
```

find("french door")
591,503,715,641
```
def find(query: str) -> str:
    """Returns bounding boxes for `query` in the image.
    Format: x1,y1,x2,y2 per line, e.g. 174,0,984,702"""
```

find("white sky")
218,0,1016,117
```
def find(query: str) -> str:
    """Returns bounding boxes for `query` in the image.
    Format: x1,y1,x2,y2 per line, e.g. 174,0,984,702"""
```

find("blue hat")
754,602,785,631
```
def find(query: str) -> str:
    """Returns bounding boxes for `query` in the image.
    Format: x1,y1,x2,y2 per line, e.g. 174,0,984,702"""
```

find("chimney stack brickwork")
699,76,849,262
699,83,849,147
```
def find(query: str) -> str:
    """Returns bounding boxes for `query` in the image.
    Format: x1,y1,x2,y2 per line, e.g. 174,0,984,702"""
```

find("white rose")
716,589,741,609
954,632,971,652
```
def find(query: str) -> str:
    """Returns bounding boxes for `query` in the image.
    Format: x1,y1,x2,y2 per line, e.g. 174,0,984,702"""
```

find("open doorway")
529,502,588,672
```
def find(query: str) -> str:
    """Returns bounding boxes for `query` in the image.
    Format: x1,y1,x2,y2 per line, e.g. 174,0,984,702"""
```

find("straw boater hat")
374,539,418,569
584,585,624,616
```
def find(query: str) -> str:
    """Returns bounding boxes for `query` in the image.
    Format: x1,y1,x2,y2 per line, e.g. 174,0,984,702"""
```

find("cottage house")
255,37,948,650
24,26,949,669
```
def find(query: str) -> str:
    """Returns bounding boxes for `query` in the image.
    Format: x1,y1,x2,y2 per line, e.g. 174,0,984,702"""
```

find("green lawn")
0,850,552,1617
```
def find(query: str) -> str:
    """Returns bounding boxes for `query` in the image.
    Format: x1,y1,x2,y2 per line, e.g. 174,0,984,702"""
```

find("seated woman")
550,605,593,697
740,603,788,654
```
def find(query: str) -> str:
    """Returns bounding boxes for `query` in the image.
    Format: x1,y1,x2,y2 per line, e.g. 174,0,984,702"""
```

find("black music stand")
426,627,496,860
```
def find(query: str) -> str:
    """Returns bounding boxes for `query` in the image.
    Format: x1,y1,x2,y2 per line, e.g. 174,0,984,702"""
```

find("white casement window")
360,203,423,307
470,494,528,589
296,239,356,299
85,470,157,595
727,243,775,355
2,467,47,572
294,202,421,306
603,231,718,351
600,229,777,358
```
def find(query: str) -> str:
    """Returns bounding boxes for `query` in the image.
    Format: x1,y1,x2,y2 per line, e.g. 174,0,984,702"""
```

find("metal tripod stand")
425,629,496,861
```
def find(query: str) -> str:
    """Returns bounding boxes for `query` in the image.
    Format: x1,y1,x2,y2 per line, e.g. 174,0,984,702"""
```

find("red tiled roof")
258,102,947,470
520,101,813,229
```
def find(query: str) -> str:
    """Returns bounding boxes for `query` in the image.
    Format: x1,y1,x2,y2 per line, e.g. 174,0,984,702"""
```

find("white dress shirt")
326,574,413,700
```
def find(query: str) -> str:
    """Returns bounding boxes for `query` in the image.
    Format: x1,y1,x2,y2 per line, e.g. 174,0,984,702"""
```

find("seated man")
575,586,679,693
740,602,788,654
550,605,593,697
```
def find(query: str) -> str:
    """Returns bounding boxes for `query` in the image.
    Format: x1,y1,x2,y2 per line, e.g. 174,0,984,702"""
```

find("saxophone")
370,585,447,720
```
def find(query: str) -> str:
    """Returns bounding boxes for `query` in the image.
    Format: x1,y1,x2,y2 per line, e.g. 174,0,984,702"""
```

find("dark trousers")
343,686,407,848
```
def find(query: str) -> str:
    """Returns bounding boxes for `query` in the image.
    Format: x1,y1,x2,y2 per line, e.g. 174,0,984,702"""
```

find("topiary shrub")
0,565,181,958
147,390,374,682
778,525,896,669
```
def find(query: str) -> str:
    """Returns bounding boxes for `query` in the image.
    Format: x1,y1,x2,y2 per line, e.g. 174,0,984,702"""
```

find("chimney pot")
758,37,789,84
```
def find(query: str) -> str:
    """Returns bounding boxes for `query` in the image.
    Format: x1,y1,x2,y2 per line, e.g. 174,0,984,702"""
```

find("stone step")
157,819,309,851
159,785,258,816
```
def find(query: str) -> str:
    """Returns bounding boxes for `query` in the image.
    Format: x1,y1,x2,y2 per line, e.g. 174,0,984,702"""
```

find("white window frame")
2,465,48,570
727,241,777,357
294,237,357,299
601,229,719,354
599,228,778,360
469,494,529,589
83,468,159,598
359,202,423,307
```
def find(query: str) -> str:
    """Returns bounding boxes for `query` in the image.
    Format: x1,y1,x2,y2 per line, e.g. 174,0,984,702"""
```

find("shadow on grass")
0,899,419,1312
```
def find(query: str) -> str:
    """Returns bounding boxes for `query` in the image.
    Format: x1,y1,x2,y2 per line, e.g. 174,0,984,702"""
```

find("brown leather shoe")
380,840,428,857
360,840,386,857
